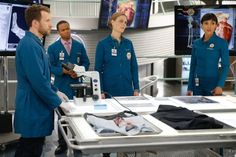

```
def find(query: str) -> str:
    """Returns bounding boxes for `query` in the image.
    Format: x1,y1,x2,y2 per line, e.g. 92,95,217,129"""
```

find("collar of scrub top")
61,38,72,46
61,38,72,54
26,31,44,47
201,32,217,44
109,34,124,48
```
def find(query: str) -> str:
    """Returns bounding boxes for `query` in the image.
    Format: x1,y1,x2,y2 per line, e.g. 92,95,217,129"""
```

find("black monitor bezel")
175,5,236,56
0,0,46,56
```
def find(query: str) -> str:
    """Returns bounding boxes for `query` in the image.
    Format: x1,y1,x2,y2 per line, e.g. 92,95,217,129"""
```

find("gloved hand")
57,91,69,102
73,65,85,73
59,102,77,112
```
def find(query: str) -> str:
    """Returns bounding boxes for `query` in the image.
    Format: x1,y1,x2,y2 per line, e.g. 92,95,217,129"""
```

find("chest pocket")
125,49,132,60
122,48,132,67
205,48,220,61
104,47,118,63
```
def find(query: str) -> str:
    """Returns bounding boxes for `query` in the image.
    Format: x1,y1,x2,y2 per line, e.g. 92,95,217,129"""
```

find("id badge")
59,51,64,61
195,77,199,86
111,48,117,56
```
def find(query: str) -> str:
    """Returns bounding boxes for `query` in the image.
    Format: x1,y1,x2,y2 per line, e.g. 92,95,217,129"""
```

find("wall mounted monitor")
98,0,152,29
175,5,236,56
0,0,43,56
5,0,42,4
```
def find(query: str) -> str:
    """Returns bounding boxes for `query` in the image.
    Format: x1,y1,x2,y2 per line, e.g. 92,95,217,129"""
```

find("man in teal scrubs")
48,20,90,99
48,20,90,154
14,5,72,157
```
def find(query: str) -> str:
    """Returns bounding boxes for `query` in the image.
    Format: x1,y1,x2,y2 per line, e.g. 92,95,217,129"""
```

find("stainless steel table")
58,96,236,157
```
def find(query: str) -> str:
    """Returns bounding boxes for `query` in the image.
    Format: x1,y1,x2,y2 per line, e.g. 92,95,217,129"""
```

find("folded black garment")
151,105,223,130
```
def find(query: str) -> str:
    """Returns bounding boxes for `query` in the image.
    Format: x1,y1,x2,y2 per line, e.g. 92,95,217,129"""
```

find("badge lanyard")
111,39,120,57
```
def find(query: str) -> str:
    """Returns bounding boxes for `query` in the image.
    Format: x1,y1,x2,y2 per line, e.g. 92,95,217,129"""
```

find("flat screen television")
0,0,43,56
175,5,236,56
98,0,152,29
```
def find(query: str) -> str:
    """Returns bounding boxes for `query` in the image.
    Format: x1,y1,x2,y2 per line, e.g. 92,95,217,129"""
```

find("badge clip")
111,48,117,56
59,51,64,61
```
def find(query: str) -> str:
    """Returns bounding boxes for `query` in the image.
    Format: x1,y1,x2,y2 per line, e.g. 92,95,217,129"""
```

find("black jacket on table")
151,105,223,130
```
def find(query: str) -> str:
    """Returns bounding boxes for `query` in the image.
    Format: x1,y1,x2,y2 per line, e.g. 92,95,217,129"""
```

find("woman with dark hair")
187,13,229,96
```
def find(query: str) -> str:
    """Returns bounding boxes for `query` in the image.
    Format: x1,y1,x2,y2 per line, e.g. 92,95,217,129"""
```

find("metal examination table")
58,95,236,157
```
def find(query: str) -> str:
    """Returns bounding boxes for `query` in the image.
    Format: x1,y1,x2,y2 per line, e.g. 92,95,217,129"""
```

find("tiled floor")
0,81,235,157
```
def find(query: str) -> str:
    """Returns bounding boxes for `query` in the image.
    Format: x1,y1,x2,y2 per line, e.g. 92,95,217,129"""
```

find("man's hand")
186,90,193,96
63,68,77,79
70,71,77,79
212,87,223,96
133,91,139,96
101,93,106,99
62,68,71,75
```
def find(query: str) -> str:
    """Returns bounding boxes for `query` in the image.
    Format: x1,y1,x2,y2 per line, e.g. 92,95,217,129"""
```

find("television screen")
98,0,152,29
175,5,236,56
5,0,42,4
0,0,43,56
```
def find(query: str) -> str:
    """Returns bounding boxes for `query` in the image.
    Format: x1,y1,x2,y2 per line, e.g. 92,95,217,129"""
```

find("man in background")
48,20,90,155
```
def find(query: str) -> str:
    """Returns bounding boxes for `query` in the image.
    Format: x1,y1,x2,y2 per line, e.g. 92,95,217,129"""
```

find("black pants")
14,137,45,157
57,107,67,147
58,125,67,147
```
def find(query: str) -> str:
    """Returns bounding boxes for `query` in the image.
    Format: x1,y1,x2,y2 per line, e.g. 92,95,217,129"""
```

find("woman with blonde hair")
95,12,140,99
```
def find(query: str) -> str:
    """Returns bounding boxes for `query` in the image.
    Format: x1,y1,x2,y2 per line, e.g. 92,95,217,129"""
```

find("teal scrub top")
14,31,62,137
48,38,90,99
95,35,139,97
188,33,230,95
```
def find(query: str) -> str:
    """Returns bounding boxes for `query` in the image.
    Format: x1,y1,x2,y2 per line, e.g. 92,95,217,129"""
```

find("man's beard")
38,27,50,37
